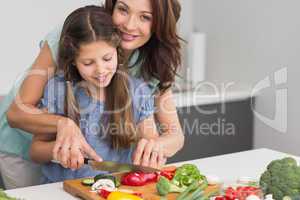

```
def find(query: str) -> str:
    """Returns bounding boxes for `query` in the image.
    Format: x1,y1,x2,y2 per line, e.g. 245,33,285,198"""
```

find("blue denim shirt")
40,73,154,183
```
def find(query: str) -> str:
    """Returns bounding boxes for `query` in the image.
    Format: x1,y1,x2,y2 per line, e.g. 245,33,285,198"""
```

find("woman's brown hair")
57,5,137,150
105,0,183,92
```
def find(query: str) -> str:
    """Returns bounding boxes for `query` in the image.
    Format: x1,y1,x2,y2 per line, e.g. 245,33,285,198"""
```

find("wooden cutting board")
63,172,220,200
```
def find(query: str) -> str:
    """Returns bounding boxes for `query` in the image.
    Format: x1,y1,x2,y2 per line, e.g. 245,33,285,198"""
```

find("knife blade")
84,158,160,173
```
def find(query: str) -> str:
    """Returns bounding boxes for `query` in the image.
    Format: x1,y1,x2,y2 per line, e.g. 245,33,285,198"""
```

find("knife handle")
52,158,91,165
84,157,92,164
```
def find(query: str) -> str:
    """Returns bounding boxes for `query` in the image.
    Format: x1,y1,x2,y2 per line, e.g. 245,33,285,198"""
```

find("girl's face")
112,0,153,52
75,40,118,91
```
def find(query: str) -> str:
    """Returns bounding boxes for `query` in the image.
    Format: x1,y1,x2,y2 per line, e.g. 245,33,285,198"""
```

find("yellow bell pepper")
107,191,143,200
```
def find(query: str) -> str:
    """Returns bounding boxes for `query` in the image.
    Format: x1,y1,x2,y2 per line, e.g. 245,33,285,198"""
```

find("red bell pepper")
159,167,176,180
98,189,112,199
121,171,158,186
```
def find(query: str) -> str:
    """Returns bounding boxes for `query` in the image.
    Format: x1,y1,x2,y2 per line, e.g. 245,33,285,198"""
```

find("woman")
1,0,184,189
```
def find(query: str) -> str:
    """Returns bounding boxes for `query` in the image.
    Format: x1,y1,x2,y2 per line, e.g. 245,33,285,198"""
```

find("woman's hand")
132,138,167,169
54,117,102,170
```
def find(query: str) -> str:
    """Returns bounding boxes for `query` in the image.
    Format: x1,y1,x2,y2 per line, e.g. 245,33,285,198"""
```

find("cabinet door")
168,98,254,163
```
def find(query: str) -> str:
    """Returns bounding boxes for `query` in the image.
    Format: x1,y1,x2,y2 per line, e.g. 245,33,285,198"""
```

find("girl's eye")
83,62,93,66
103,57,112,62
141,15,152,22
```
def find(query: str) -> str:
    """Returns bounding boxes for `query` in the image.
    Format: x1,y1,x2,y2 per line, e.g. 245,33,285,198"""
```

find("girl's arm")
30,133,86,170
7,42,101,163
30,134,56,164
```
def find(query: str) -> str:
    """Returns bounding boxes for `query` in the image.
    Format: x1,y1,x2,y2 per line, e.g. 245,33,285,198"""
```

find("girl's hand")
54,118,102,170
132,138,167,169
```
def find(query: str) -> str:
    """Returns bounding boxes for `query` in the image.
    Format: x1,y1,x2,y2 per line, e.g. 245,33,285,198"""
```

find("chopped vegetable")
159,166,176,180
98,189,112,199
156,176,187,196
175,180,202,200
117,189,143,198
172,164,206,188
182,187,204,200
259,157,300,200
224,186,262,200
160,169,176,180
107,191,143,200
94,174,116,184
91,179,115,191
81,178,95,186
121,171,157,186
98,189,143,199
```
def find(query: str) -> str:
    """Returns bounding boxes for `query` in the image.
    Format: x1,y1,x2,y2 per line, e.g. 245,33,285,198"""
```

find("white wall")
193,0,300,155
0,1,102,95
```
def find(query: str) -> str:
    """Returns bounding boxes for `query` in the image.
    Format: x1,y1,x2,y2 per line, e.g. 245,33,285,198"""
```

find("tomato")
225,186,261,200
215,196,227,200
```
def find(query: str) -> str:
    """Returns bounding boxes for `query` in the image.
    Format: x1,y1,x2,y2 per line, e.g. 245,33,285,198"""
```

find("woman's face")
112,0,153,52
75,40,118,91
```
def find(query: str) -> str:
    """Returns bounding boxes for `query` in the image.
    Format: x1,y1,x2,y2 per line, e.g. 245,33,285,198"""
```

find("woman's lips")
121,32,138,42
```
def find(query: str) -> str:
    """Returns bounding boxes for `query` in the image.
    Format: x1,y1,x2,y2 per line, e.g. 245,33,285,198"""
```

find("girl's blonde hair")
57,5,137,149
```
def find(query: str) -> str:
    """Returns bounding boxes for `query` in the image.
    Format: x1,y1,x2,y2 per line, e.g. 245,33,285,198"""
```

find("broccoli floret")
260,157,300,200
281,157,297,168
156,176,187,196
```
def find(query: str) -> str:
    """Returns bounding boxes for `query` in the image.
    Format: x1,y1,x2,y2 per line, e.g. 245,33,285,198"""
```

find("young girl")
29,5,158,183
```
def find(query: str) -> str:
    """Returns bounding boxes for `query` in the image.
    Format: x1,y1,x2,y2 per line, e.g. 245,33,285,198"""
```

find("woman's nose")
124,15,138,31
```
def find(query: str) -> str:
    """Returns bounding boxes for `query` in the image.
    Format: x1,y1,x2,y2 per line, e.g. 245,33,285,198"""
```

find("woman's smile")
121,31,139,42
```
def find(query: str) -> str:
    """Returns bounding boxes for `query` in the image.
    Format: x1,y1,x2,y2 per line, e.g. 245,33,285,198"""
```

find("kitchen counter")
173,85,253,108
5,148,298,200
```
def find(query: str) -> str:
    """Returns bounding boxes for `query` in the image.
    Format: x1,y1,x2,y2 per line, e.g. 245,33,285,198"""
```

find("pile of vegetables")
259,157,300,200
81,163,211,199
0,189,17,200
156,164,215,199
172,164,206,188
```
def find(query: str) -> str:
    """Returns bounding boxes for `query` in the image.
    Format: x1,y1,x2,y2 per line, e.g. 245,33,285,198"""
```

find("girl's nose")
95,63,106,74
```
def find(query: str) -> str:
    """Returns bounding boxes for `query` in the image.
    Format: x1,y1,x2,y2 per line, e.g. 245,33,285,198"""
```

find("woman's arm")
6,42,101,163
6,43,63,134
133,115,166,168
153,89,185,157
133,89,184,168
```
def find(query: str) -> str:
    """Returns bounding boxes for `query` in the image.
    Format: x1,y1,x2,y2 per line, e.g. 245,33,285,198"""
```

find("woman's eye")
141,15,152,22
117,6,128,14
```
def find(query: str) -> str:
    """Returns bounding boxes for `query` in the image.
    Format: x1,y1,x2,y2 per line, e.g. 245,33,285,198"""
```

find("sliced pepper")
107,191,143,200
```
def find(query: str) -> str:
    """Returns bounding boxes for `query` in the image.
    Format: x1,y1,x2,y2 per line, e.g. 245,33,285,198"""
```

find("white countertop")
5,148,298,200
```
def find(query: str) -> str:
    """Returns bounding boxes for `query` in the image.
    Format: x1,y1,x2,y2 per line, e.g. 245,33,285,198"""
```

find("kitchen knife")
51,158,160,173
83,158,160,173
